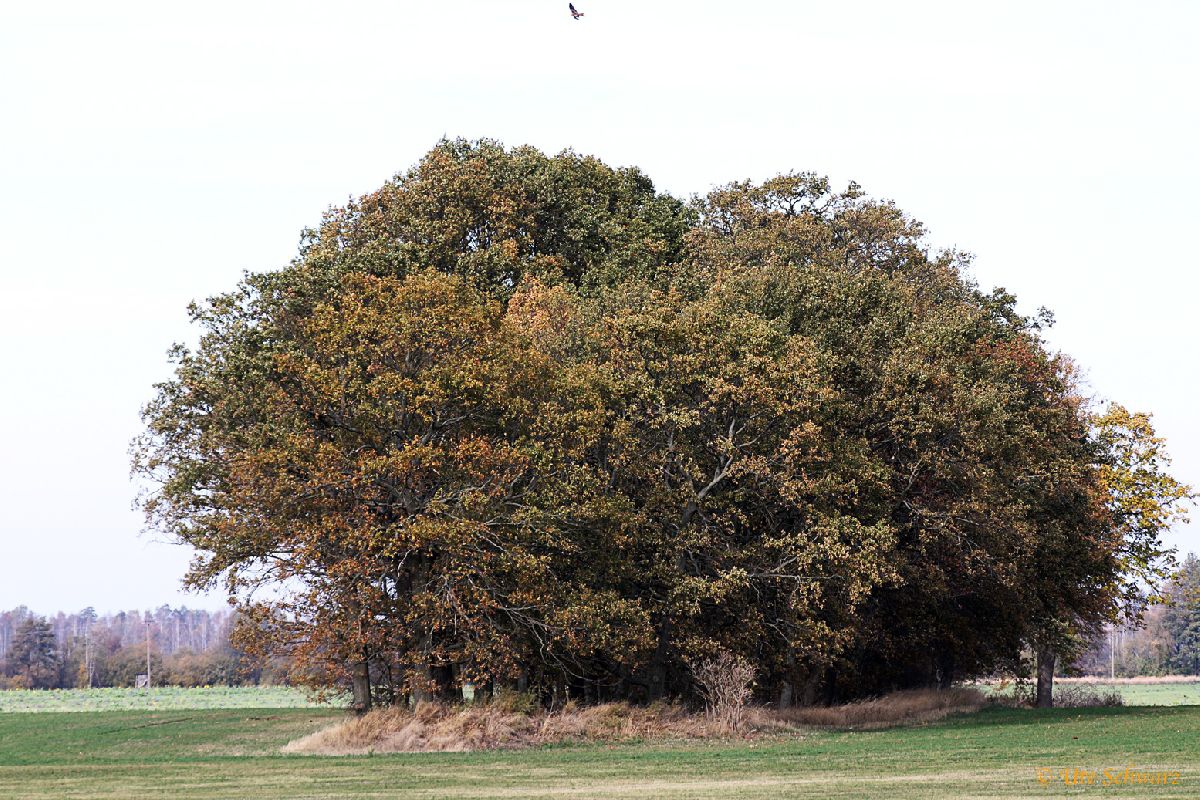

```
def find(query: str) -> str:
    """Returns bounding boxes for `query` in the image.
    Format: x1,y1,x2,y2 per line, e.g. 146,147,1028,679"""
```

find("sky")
1,0,1197,614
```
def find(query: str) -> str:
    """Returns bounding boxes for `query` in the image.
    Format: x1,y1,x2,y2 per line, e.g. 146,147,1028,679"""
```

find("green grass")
2,705,1199,798
0,686,334,712
1063,681,1200,706
976,679,1200,707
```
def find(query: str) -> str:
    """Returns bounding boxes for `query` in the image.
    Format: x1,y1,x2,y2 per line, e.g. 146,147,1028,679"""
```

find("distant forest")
0,606,274,690
1,553,1195,692
1076,553,1200,678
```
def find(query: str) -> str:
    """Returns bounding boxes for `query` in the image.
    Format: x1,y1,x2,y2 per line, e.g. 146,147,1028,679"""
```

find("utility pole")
1110,625,1115,681
145,616,152,688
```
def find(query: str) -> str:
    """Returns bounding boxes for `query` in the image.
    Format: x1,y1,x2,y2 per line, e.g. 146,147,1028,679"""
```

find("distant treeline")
0,606,275,690
1076,554,1200,678
3,548,1196,691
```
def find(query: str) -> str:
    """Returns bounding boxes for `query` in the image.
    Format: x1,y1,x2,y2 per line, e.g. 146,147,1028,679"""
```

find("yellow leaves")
1089,405,1195,598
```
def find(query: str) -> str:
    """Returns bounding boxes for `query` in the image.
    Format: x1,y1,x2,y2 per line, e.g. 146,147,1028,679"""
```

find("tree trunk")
936,651,956,690
432,663,456,700
411,663,435,705
800,670,821,707
778,650,797,709
1036,645,1055,708
351,658,372,714
778,681,794,710
647,617,671,702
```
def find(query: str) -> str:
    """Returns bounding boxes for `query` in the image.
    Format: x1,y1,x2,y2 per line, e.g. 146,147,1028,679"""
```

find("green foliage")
291,137,692,295
1164,556,1200,673
7,618,58,689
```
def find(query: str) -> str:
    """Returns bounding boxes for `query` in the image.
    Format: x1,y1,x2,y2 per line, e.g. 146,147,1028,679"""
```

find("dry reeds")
283,700,740,755
284,687,986,755
772,687,986,730
282,702,538,754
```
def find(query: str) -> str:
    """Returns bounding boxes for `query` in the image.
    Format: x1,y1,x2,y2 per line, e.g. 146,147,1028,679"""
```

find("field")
0,686,331,712
1055,678,1200,706
2,702,1199,798
977,678,1200,707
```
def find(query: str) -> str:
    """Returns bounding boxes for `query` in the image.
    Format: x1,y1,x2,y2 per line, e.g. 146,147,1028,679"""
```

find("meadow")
977,678,1200,708
0,686,330,712
1054,678,1200,706
2,699,1199,798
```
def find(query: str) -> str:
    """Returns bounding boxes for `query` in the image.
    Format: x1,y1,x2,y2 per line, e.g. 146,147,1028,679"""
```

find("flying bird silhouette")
569,3,584,20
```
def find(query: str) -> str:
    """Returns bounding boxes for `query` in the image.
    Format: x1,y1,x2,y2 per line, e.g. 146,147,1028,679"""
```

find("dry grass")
284,688,986,755
772,688,986,730
283,701,727,755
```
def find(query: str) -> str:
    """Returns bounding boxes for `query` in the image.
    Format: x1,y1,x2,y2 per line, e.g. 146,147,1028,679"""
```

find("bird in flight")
569,3,584,20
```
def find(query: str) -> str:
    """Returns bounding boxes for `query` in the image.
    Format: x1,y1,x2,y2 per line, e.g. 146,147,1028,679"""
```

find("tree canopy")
134,139,1193,709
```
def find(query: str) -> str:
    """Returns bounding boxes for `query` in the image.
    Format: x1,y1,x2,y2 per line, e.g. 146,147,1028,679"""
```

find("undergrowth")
284,687,986,754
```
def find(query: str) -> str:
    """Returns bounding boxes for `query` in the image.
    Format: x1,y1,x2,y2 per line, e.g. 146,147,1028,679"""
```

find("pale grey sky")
1,0,1196,614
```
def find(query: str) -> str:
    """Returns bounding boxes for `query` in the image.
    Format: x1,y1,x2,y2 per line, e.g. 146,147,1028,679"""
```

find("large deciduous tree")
1028,404,1193,707
134,139,1191,709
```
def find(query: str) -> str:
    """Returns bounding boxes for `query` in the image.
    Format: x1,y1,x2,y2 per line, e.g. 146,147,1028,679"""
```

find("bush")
1053,684,1124,708
688,651,755,731
989,681,1124,708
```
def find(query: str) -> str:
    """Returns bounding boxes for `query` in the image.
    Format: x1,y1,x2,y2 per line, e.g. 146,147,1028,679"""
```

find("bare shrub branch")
688,650,755,731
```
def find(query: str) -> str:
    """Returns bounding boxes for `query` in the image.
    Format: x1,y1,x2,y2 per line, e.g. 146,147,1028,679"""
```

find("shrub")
688,651,755,731
1053,684,1124,708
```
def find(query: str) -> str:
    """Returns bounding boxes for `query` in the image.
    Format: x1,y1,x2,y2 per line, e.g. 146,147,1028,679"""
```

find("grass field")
2,704,1198,798
0,686,331,712
976,678,1200,707
1056,679,1200,706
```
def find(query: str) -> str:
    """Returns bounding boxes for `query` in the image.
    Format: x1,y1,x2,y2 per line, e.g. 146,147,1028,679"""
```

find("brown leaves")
135,141,1191,708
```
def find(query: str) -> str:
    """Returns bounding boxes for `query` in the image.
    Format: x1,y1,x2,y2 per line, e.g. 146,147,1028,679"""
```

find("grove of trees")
133,139,1192,710
0,606,252,689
